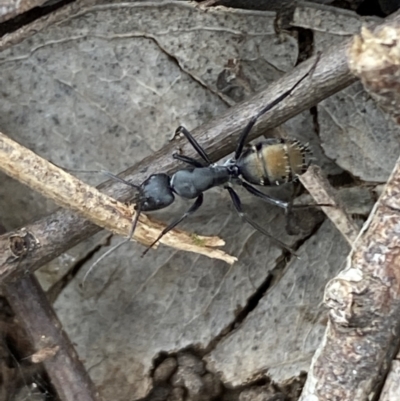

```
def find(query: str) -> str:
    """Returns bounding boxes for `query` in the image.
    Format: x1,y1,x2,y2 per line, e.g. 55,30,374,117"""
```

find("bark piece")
153,358,178,384
379,360,400,401
349,23,400,124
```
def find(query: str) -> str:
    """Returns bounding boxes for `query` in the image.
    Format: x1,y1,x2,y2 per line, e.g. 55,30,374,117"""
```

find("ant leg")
225,186,297,256
240,181,289,210
286,180,332,209
234,57,320,160
284,180,302,236
175,126,212,166
142,193,204,256
284,180,333,235
240,180,331,212
173,153,204,168
82,205,142,284
285,179,301,214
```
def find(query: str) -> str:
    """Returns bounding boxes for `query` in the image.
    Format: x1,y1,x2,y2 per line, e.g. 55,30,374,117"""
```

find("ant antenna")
60,167,143,283
82,203,142,285
234,54,321,161
56,165,141,191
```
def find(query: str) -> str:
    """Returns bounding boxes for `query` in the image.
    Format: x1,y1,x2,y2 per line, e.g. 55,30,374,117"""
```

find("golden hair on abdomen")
261,140,308,185
237,138,310,186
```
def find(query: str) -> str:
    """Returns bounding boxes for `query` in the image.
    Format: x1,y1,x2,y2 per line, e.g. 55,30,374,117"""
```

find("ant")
83,61,320,280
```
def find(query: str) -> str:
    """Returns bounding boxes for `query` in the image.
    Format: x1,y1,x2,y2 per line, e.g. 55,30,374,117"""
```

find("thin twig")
299,165,359,245
0,132,236,264
3,274,102,401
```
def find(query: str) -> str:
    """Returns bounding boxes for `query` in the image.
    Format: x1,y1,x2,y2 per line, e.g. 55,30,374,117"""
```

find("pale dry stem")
0,132,237,264
299,165,359,245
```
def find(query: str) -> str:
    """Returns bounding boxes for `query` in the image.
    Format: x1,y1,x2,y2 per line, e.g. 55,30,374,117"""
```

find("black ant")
83,61,320,280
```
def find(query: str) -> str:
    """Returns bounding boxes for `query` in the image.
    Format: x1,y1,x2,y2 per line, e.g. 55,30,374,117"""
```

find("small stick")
3,274,101,401
299,165,360,245
0,132,236,268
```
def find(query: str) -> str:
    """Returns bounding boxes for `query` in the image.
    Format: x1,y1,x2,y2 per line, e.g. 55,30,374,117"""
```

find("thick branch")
300,155,400,401
300,10,400,401
0,33,357,281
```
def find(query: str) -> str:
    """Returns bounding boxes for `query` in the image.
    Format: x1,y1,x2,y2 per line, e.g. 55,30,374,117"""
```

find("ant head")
136,174,175,212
